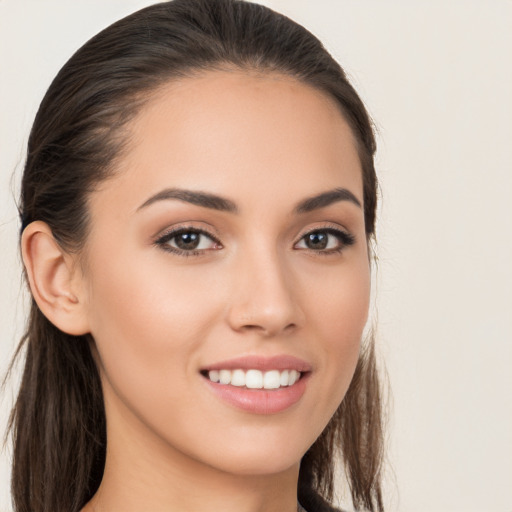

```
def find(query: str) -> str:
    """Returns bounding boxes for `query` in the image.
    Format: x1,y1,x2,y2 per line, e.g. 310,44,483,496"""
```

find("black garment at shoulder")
298,489,344,512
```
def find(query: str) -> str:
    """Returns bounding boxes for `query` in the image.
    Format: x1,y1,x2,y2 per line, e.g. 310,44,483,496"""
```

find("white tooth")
208,370,220,383
245,369,263,389
279,370,289,387
219,369,231,385
231,369,246,387
288,370,299,386
263,370,281,389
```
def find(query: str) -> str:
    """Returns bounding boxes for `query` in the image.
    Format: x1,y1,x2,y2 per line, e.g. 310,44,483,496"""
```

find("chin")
208,450,302,477
189,431,313,478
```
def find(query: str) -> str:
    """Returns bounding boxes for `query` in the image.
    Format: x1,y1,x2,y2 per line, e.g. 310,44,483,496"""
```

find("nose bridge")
227,239,302,336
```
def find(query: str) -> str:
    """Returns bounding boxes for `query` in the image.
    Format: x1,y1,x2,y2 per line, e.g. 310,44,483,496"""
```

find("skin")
24,70,370,512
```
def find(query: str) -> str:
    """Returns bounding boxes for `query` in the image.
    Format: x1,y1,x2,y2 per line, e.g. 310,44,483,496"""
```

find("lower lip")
203,374,309,415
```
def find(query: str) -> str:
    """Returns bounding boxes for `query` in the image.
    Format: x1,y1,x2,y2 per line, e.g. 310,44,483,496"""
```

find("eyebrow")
137,188,238,213
294,187,362,213
137,186,361,214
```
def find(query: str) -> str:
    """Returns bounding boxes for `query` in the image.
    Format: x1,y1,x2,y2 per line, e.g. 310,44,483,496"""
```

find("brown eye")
304,232,329,250
156,228,221,254
295,228,355,253
174,232,202,250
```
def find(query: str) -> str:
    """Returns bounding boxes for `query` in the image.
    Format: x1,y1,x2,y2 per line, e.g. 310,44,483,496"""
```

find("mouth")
200,368,303,389
200,355,311,414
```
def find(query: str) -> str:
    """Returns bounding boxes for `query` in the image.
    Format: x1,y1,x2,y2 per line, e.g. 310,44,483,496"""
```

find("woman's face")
80,70,370,476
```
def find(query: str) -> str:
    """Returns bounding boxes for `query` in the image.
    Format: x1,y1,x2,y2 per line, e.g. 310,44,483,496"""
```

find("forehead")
93,70,363,214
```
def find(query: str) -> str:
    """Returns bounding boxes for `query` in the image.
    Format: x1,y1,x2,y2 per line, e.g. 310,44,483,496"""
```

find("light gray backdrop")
1,1,511,511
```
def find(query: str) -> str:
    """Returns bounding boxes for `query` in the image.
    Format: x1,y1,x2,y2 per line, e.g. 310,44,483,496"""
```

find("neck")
85,445,299,512
82,391,300,512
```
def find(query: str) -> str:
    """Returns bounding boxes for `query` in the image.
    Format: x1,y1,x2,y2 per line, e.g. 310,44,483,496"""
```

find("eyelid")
151,219,221,240
295,222,354,239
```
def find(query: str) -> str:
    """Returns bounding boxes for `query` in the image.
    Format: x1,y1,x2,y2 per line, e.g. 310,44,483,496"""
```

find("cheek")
87,244,220,341
83,254,231,458
303,256,370,408
83,249,223,402
305,252,370,343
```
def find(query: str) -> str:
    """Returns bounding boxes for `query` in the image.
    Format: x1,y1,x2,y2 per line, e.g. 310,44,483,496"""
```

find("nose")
226,250,304,337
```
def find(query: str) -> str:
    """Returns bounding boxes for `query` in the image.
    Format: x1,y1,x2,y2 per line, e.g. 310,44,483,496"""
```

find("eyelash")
154,226,222,257
154,225,355,257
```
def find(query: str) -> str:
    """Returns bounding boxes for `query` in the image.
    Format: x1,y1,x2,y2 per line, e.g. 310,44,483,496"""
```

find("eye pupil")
175,232,200,250
306,232,328,249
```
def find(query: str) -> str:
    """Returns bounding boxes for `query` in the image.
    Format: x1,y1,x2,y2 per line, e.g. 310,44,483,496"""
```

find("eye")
155,228,221,255
294,228,355,253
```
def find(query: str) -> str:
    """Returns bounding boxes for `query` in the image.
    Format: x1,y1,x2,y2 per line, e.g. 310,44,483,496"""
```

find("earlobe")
21,221,90,335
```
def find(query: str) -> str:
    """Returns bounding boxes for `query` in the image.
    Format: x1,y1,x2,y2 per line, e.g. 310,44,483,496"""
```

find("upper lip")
201,355,312,373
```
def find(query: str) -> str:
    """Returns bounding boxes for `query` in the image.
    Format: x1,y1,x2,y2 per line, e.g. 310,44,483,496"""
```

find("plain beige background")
1,1,511,511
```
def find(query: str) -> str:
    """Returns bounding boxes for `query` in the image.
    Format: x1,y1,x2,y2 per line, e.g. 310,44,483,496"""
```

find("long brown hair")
8,1,384,511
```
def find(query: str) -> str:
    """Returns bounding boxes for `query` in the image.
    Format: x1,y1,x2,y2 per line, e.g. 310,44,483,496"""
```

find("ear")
21,221,90,335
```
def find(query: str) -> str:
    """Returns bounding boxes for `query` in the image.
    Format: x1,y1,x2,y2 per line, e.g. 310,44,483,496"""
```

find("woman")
8,0,384,511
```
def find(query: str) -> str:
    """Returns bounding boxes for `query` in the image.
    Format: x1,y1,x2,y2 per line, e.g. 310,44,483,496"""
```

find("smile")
206,369,301,389
201,355,311,414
